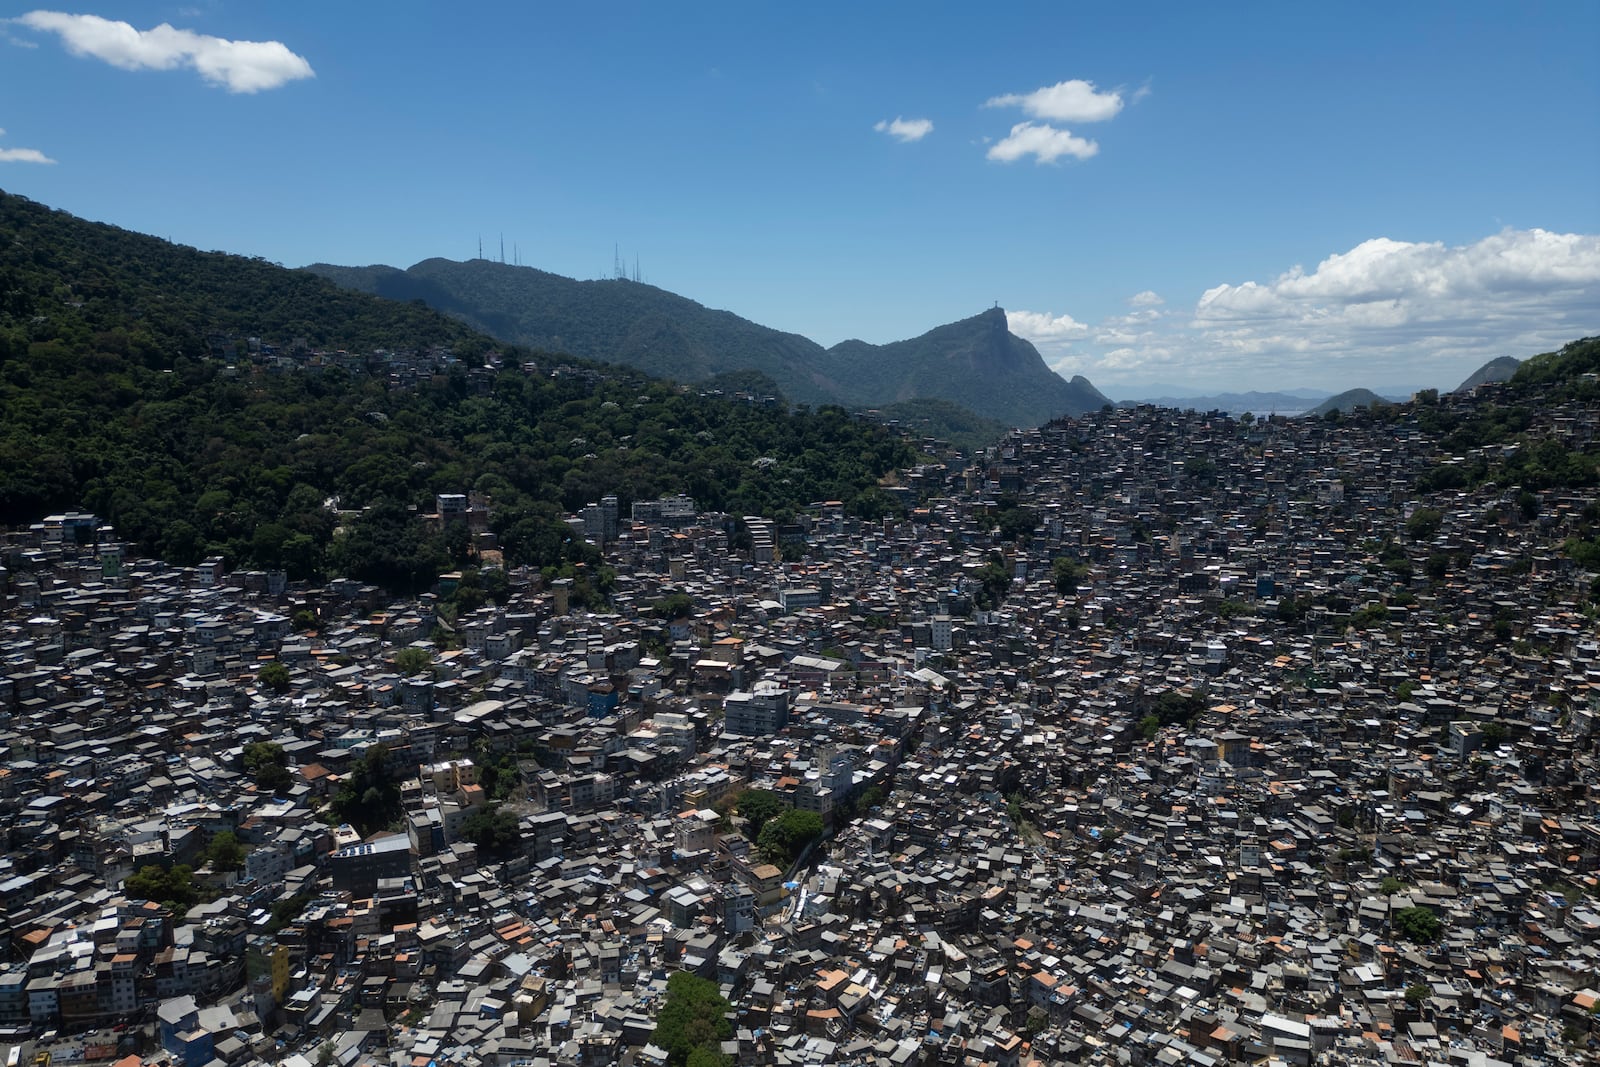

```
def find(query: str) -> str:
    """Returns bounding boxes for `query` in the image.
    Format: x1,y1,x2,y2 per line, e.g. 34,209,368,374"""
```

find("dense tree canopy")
757,808,824,867
460,806,523,857
992,496,1038,543
332,746,403,835
731,789,785,841
0,191,919,595
393,647,434,677
244,741,293,794
1051,555,1086,594
1393,905,1443,943
257,661,291,694
202,831,246,872
649,971,733,1067
125,864,203,914
1415,337,1600,497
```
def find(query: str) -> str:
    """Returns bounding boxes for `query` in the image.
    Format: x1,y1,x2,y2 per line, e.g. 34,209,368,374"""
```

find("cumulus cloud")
1195,230,1600,324
1007,309,1090,345
0,146,54,163
873,116,933,143
1128,290,1164,308
986,121,1097,164
0,128,54,163
1046,229,1600,393
986,79,1123,123
18,10,314,92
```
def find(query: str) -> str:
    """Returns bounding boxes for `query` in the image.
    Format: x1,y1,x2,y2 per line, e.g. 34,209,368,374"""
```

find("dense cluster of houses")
2,379,1599,1067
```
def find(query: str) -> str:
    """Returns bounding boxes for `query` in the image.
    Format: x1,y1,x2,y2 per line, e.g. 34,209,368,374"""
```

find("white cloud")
1128,290,1164,308
1195,230,1600,324
18,10,313,93
0,128,54,163
986,122,1097,164
873,116,933,143
986,79,1123,123
1046,229,1600,393
1007,309,1090,345
0,146,54,163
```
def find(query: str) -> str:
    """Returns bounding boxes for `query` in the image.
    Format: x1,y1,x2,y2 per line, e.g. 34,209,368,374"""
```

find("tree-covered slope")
819,308,1109,425
1413,337,1600,495
1303,388,1391,417
1508,335,1600,394
870,398,1009,454
1,193,483,360
0,190,917,591
306,257,1106,426
307,258,848,405
1453,355,1521,392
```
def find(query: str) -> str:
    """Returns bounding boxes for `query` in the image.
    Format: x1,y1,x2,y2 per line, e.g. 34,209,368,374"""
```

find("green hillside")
306,258,1107,426
1304,388,1391,417
870,398,1009,454
308,258,843,403
818,308,1109,426
1414,336,1600,495
1,200,482,358
1509,335,1600,395
0,190,917,592
1453,355,1521,392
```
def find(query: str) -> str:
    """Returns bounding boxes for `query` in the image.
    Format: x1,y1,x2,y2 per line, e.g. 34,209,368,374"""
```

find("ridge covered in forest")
0,190,918,593
305,257,1109,426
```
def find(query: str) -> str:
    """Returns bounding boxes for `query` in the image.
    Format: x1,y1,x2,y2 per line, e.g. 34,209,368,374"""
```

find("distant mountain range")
1275,356,1525,418
1118,390,1332,416
1117,356,1528,418
304,258,1109,427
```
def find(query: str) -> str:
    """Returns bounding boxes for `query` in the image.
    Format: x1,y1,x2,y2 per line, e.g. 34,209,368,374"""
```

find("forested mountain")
1,201,484,356
306,258,1106,426
818,308,1110,426
1507,336,1600,397
1409,337,1600,495
1303,388,1392,417
306,258,837,401
869,398,1009,454
0,190,917,593
1454,355,1522,392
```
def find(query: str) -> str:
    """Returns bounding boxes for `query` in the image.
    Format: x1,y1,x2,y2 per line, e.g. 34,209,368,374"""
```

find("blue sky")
2,2,1597,397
